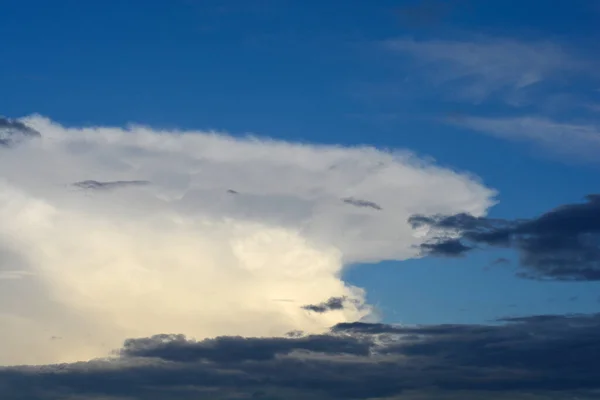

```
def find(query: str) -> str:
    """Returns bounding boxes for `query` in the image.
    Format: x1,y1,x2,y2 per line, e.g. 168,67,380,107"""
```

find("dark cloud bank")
2,313,600,399
410,194,600,281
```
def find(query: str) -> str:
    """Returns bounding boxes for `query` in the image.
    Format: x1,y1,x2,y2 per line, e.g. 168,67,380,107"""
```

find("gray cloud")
420,238,472,257
2,313,600,399
342,197,383,211
120,332,371,363
302,297,347,313
72,180,151,190
0,116,41,147
410,194,600,281
492,257,511,265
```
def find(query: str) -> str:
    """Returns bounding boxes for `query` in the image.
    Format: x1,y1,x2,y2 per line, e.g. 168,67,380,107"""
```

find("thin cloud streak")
449,115,600,159
385,37,588,102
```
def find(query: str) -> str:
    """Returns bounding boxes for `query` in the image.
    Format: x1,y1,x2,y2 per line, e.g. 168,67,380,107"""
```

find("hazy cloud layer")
0,115,494,365
410,194,600,280
1,313,599,399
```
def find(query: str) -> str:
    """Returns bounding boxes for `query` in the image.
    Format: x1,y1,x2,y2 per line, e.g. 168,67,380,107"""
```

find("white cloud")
0,115,494,365
386,37,582,101
451,115,600,158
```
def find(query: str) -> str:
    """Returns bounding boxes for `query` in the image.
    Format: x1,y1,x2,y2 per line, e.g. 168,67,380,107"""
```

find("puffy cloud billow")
0,115,494,366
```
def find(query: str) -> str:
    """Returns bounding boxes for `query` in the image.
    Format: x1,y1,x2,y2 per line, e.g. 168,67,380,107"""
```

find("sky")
1,0,600,399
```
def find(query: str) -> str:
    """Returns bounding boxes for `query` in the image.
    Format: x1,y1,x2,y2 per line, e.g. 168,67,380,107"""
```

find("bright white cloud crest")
0,115,494,365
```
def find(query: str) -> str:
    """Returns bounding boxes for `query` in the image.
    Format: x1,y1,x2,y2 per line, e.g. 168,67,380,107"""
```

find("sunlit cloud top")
0,115,494,365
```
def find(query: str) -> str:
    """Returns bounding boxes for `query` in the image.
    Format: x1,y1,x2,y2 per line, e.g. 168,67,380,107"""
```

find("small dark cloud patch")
342,197,383,210
302,296,347,313
409,194,600,281
72,180,150,190
420,238,472,256
0,116,41,147
2,313,600,399
492,257,511,265
227,189,239,194
331,321,403,334
485,257,511,271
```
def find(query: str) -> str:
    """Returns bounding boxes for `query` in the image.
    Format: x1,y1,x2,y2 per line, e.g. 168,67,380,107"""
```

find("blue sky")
2,0,600,328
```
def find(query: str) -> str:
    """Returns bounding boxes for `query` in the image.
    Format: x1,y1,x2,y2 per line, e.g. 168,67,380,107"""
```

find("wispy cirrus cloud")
449,115,600,159
377,35,600,162
385,37,590,102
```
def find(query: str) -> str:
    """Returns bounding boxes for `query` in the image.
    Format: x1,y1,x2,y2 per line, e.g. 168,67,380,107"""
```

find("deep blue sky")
2,0,600,324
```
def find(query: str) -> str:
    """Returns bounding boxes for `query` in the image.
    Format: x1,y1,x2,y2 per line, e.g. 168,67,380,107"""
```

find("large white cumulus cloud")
0,115,494,365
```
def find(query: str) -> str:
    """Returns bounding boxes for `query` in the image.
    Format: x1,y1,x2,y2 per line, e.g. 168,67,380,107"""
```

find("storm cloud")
1,313,599,399
410,194,600,280
0,115,493,365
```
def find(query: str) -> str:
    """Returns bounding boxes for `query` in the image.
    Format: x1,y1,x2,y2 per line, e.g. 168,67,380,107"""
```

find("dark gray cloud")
409,194,600,280
72,180,150,190
342,197,383,210
420,238,472,256
120,333,371,363
335,314,600,392
2,313,600,399
492,257,511,265
302,297,347,313
0,116,41,147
